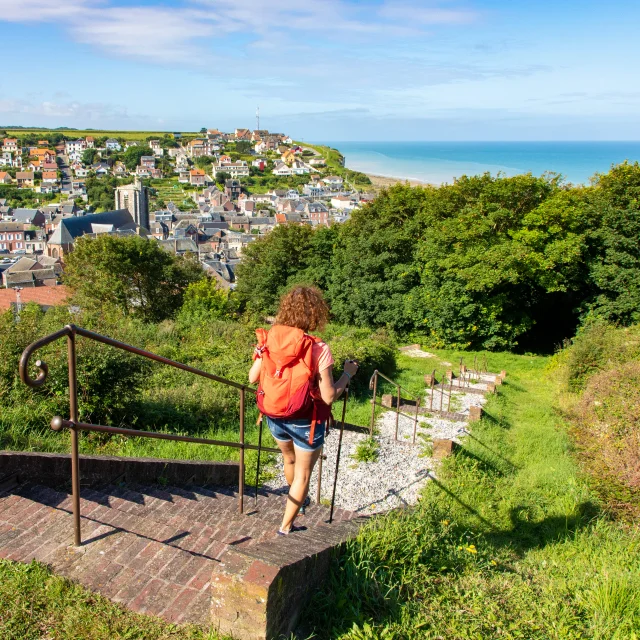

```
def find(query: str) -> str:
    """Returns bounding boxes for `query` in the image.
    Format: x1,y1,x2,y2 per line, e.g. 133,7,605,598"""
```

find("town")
0,128,375,296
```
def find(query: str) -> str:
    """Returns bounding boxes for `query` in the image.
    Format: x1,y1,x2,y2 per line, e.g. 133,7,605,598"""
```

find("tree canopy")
63,235,204,322
234,163,640,351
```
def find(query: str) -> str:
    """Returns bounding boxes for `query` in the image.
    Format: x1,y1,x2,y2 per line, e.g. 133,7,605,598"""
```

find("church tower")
115,178,149,231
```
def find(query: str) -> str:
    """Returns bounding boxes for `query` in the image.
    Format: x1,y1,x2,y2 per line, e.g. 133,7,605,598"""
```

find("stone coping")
211,515,368,640
0,451,238,488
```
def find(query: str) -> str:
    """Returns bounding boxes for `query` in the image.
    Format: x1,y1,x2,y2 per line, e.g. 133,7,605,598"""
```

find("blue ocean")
321,141,640,186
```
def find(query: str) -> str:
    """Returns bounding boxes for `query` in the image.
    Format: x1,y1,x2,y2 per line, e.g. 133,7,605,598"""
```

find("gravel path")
263,387,487,516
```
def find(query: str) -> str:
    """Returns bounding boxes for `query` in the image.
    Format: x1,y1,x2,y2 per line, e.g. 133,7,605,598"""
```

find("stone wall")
0,451,238,487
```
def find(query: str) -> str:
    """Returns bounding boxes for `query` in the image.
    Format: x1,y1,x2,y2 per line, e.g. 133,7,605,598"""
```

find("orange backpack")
255,325,331,445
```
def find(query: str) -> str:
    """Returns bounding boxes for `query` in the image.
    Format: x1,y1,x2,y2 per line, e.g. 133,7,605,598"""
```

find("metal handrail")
368,369,421,443
19,324,275,546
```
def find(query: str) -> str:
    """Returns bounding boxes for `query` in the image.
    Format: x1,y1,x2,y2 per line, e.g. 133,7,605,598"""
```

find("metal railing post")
239,388,245,514
447,376,453,413
394,386,401,440
412,398,420,444
429,369,435,411
67,327,81,546
254,415,263,507
439,372,444,412
369,371,378,437
316,446,323,505
330,386,349,524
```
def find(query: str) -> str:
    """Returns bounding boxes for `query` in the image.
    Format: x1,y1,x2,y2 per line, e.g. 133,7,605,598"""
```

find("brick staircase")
0,480,355,626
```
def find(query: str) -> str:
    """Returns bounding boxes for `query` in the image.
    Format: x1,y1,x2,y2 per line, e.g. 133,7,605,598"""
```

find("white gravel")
263,386,488,516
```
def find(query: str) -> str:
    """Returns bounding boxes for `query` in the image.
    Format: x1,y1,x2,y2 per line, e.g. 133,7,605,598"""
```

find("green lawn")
4,129,197,141
0,560,223,640
2,346,638,638
305,348,640,639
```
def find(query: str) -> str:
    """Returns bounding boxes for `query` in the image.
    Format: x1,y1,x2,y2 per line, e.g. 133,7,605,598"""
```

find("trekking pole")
254,416,263,506
329,384,349,524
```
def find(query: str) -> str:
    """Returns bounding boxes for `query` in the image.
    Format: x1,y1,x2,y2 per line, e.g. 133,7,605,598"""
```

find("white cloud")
0,97,141,122
0,0,478,63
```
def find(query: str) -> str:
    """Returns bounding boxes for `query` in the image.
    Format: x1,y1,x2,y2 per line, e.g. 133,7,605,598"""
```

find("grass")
305,348,640,639
0,560,224,640
350,438,379,464
4,129,197,141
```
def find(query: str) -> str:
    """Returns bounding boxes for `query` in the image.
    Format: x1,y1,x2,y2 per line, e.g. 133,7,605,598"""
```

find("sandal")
277,524,306,536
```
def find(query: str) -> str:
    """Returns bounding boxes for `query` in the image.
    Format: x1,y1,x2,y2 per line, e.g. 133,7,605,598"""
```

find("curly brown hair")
275,285,330,333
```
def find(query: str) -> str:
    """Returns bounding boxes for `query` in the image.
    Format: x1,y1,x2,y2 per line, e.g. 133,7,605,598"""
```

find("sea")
320,141,640,186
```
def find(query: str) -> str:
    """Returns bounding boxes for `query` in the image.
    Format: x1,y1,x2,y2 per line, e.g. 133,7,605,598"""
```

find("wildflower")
490,560,497,566
440,519,449,526
466,545,477,554
457,546,463,550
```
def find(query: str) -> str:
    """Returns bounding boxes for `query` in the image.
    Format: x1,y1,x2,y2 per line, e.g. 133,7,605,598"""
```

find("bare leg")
280,446,321,532
275,439,296,487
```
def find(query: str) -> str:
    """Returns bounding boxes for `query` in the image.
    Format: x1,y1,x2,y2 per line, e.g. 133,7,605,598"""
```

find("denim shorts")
266,416,326,451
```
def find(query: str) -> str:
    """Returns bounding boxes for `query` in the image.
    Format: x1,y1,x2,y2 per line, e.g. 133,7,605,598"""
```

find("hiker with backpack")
249,286,358,536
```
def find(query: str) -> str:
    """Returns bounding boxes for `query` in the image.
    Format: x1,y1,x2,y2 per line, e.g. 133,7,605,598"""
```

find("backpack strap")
308,402,318,446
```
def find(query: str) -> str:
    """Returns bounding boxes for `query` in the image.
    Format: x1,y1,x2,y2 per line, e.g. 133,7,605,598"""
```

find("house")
322,175,344,190
136,166,151,179
71,179,86,195
178,171,190,184
74,166,90,178
252,159,266,171
85,136,95,148
42,171,58,185
218,161,249,178
190,169,205,186
65,139,87,154
234,128,251,141
113,162,128,177
225,179,242,201
45,209,139,258
42,162,58,172
272,161,292,176
290,159,310,175
0,172,12,184
303,184,324,198
16,172,35,187
27,160,42,172
186,139,212,158
105,139,121,151
140,156,155,169
0,222,26,252
149,221,169,240
92,163,110,177
150,168,163,179
31,148,56,163
67,150,83,163
149,140,164,156
331,195,354,210
251,130,269,142
24,229,48,253
3,139,18,153
309,157,326,167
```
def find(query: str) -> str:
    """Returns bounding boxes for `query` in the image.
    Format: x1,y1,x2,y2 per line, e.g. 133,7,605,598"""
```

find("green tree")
235,224,316,314
177,278,237,324
81,148,98,165
122,145,153,171
236,140,252,155
586,161,640,324
63,235,204,321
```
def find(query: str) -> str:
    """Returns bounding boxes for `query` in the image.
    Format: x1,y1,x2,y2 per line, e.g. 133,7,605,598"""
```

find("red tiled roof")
0,285,71,311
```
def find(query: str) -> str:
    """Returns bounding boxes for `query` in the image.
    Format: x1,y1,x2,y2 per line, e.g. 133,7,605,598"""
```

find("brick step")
0,481,356,627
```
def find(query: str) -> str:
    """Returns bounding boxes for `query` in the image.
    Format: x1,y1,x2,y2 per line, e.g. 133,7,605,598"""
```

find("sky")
1,0,639,140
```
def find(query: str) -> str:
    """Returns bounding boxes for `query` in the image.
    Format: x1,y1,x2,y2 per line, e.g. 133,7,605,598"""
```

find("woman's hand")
344,359,359,378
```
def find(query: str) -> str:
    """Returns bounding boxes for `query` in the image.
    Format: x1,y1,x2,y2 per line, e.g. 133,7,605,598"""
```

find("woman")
249,286,358,535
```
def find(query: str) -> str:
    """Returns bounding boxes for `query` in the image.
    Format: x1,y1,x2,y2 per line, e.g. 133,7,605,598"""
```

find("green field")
3,129,199,141
150,178,198,210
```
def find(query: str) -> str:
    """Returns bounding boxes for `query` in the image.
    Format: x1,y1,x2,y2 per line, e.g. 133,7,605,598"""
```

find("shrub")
571,361,640,512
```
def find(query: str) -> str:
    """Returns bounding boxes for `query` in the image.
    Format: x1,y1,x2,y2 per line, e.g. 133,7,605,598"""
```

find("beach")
365,173,430,189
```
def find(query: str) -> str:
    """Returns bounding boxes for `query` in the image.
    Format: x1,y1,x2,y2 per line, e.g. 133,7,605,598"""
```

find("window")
7,234,12,240
16,243,22,249
0,234,3,241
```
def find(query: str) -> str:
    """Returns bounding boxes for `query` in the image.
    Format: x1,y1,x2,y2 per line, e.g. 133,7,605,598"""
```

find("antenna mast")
256,106,260,131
